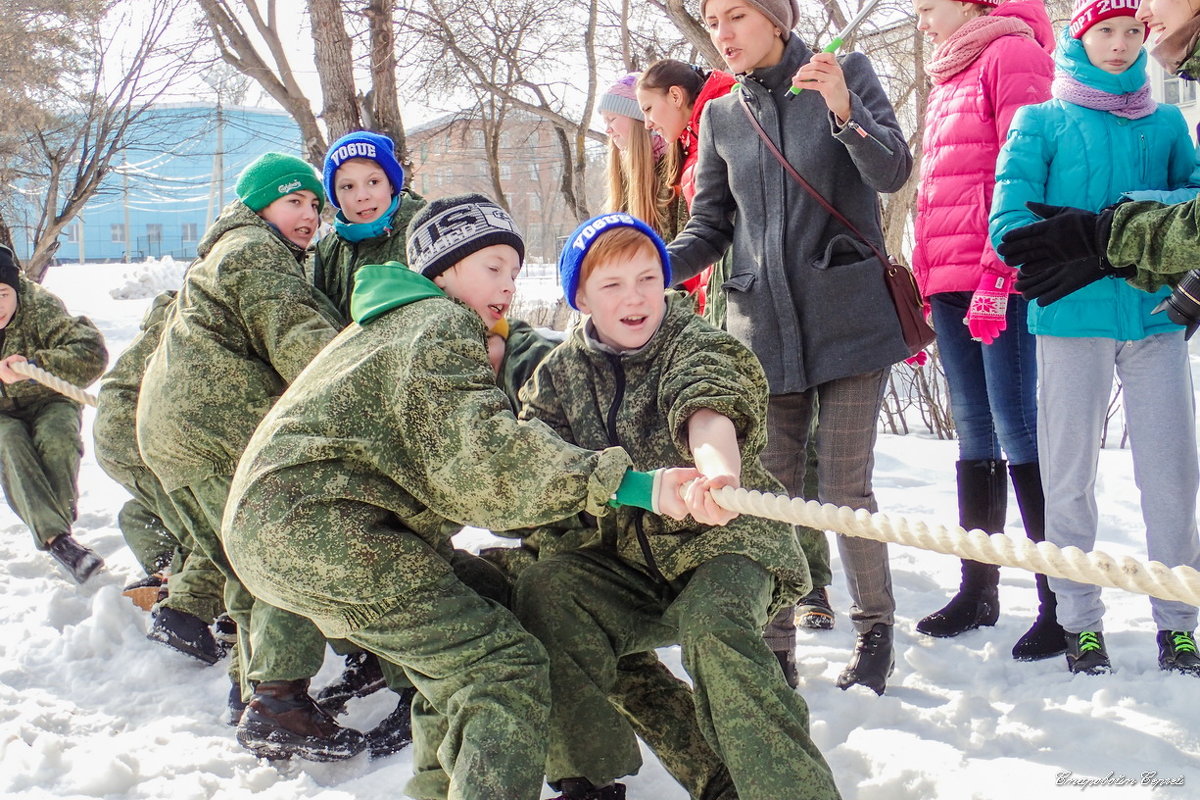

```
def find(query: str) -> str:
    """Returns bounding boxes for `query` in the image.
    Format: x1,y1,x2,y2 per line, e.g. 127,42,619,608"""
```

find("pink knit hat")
1070,0,1146,39
598,74,643,121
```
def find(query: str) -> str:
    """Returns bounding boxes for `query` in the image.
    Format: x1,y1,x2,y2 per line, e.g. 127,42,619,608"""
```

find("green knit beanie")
235,152,325,213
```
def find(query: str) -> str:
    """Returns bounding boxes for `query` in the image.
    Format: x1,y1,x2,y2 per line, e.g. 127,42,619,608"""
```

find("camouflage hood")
350,261,445,325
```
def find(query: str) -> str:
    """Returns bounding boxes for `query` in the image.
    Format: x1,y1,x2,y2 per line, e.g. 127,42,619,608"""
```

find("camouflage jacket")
312,190,426,324
223,263,632,636
93,291,176,474
497,320,558,411
137,201,340,491
0,276,107,413
516,292,810,610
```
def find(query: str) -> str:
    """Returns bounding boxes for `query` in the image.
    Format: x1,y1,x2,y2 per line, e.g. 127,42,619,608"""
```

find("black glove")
998,202,1124,306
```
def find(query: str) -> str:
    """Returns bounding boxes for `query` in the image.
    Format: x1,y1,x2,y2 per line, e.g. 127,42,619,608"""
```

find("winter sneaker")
316,651,386,715
796,586,835,630
366,688,416,758
227,682,248,726
213,612,238,658
1065,631,1111,675
773,648,798,689
236,679,366,761
122,573,167,612
836,623,894,695
551,777,627,799
1157,630,1200,676
47,534,104,584
916,585,999,638
147,606,222,666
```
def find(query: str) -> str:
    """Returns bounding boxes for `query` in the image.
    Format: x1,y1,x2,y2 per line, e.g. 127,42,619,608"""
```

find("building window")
530,193,542,213
472,130,485,149
147,224,163,245
529,162,540,181
65,223,80,244
1164,73,1197,106
111,224,126,243
181,222,198,242
500,164,512,181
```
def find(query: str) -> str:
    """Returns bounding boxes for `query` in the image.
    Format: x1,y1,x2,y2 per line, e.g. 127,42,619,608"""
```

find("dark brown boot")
236,679,366,761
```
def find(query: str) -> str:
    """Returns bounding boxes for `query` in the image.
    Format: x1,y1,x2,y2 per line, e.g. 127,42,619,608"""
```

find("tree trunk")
363,0,407,171
308,0,361,141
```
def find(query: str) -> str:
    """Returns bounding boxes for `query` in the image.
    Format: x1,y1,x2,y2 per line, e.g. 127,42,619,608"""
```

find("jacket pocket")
812,233,874,270
722,271,757,293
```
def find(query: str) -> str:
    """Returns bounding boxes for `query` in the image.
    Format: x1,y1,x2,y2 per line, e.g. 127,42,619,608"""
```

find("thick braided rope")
9,361,98,407
710,486,1200,607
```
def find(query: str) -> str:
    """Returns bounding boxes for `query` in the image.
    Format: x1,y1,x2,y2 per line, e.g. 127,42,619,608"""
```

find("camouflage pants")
166,476,326,697
481,545,734,800
0,398,82,549
513,550,842,800
106,464,225,622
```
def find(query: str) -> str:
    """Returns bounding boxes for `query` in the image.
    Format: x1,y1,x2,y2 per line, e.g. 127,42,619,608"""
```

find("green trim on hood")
350,261,445,325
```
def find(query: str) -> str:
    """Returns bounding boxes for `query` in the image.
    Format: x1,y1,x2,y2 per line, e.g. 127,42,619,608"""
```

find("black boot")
236,679,367,761
227,682,248,726
773,648,798,689
1008,462,1067,660
316,651,386,715
836,623,894,695
47,533,104,584
917,460,1004,638
1065,631,1111,675
213,612,238,658
366,688,416,758
1157,630,1200,676
147,606,222,665
551,778,627,799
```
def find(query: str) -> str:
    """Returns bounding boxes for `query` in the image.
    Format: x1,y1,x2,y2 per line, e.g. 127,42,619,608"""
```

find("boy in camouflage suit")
0,243,108,584
93,290,227,664
511,213,841,800
222,194,699,800
136,152,365,761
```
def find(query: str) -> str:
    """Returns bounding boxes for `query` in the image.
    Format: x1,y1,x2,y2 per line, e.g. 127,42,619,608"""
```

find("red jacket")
912,1,1053,296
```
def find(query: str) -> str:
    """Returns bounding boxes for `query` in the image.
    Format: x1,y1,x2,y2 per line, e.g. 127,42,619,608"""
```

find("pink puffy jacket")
912,1,1053,296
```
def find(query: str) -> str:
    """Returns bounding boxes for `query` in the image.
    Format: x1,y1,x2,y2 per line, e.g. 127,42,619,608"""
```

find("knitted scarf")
926,16,1034,84
1051,73,1157,119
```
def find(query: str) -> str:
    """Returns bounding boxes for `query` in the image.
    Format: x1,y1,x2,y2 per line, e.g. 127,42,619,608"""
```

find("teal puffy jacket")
990,30,1199,339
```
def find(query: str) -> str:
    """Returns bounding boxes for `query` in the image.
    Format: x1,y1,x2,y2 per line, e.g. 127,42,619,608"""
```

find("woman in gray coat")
667,0,913,694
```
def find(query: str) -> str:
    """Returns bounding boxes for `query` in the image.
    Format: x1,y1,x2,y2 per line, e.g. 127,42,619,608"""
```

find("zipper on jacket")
1139,133,1148,184
604,353,668,584
845,120,894,156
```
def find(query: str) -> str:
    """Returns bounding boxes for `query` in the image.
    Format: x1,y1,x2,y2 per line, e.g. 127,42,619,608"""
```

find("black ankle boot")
316,651,386,715
836,623,894,695
1008,462,1067,661
48,533,104,584
1012,574,1067,660
237,679,366,761
366,688,416,758
918,460,1005,638
147,606,222,665
552,778,627,799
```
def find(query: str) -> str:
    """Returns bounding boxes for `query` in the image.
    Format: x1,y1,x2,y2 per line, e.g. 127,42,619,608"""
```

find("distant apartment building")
407,110,604,262
1149,60,1199,135
10,102,302,263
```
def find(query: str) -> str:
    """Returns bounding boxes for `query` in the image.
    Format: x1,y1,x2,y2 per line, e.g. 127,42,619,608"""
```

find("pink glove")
966,271,1015,345
905,351,928,367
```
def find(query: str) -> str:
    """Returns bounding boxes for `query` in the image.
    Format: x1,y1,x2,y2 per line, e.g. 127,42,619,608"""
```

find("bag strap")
737,96,890,270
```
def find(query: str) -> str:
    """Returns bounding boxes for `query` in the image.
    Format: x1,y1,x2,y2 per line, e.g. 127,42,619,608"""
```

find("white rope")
9,361,98,407
710,485,1200,608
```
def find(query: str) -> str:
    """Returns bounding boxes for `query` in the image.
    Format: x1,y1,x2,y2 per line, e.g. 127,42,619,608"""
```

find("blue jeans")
929,291,1038,464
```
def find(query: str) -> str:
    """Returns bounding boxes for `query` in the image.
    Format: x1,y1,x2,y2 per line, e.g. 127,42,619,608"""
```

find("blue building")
13,102,303,263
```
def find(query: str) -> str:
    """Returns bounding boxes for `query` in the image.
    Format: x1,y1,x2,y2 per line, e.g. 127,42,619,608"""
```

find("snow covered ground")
1,261,1197,799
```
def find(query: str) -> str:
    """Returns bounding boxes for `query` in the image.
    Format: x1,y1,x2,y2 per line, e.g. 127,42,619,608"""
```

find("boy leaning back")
0,243,108,583
221,194,700,800
510,213,840,800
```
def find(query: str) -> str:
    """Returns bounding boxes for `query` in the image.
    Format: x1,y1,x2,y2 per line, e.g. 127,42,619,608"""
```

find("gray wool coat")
667,36,913,395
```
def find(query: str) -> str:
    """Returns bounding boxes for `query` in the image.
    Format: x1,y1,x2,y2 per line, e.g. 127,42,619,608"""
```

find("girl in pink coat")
911,0,1063,660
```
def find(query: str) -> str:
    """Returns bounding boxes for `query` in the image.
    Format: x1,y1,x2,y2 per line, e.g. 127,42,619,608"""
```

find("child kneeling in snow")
221,194,699,800
509,213,840,800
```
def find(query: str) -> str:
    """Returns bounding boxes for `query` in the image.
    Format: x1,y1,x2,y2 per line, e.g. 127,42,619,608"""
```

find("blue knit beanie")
558,213,671,310
322,131,406,210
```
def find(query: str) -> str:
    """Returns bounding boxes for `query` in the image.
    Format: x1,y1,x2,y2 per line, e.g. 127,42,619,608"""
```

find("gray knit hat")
700,0,798,40
598,74,643,121
406,193,524,279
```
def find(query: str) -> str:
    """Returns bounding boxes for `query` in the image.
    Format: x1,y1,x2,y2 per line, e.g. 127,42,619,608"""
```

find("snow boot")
366,688,416,758
916,460,1004,638
1065,631,1111,675
773,647,798,689
147,606,222,665
1008,461,1067,660
122,572,167,612
48,533,104,584
1157,630,1200,676
795,586,835,630
316,650,386,715
213,612,238,658
836,623,894,695
236,679,367,762
227,682,248,726
550,777,627,799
